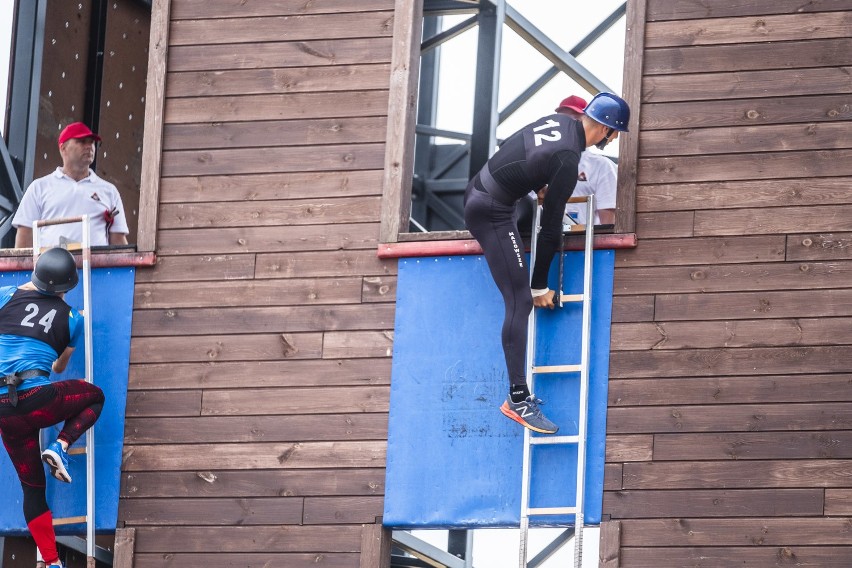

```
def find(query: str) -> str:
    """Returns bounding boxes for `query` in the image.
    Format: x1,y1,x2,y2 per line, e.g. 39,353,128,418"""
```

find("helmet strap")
595,127,615,150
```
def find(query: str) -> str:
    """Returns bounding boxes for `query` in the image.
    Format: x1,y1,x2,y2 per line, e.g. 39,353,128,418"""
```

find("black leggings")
464,184,532,388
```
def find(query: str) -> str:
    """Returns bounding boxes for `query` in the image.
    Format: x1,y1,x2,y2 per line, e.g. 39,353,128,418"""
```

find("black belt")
2,369,50,407
477,165,517,207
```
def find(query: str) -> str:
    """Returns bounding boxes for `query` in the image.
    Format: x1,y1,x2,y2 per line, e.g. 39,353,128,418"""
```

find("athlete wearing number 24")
463,92,630,434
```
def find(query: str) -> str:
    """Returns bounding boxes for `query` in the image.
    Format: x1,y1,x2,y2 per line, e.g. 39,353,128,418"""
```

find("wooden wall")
120,1,397,566
604,0,852,565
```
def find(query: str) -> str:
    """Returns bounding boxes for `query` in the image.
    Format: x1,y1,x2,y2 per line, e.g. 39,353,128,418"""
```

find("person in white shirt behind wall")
554,95,618,227
12,122,130,248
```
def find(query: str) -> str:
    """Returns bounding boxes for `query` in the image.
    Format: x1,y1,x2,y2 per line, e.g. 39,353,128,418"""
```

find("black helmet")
32,248,79,294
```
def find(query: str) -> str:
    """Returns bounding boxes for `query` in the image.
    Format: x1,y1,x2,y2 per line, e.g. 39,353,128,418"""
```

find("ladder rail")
32,216,96,566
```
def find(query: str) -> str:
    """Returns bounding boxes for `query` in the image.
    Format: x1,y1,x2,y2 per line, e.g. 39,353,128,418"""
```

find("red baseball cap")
58,122,102,146
555,95,588,114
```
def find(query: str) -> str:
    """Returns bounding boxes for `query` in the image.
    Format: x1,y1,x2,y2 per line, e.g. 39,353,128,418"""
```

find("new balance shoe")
42,441,72,483
500,395,559,434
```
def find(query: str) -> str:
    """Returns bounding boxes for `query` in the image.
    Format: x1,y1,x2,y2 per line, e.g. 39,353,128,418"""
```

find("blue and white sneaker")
500,395,559,434
42,441,72,483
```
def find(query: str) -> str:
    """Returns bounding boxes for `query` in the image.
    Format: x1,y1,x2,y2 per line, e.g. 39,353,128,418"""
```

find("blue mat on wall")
0,267,134,535
384,251,614,529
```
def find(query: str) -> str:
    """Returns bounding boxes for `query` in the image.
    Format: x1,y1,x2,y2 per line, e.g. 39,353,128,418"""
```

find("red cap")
58,122,102,146
555,95,588,114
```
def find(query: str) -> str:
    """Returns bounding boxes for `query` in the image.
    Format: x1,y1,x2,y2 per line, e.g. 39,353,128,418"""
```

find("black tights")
464,185,532,388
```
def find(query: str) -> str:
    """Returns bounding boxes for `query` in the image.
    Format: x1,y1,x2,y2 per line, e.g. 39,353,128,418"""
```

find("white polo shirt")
564,151,617,225
12,168,130,246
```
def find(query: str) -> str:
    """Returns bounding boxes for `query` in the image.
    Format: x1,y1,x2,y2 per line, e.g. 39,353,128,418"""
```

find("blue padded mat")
384,251,613,529
0,267,134,535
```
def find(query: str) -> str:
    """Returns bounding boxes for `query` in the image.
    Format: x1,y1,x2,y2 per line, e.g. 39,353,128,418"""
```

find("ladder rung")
565,224,587,233
533,364,581,374
53,516,87,526
527,507,578,516
68,447,87,455
559,293,583,303
530,435,579,445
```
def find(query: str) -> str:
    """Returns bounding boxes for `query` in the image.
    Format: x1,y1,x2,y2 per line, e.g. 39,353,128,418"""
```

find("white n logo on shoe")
517,403,533,418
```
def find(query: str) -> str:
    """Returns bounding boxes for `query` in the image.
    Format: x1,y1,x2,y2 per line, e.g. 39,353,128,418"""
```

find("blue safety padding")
0,267,134,535
384,251,614,529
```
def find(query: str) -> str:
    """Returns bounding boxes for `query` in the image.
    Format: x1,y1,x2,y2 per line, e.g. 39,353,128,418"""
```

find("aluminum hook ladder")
518,195,595,568
33,215,97,568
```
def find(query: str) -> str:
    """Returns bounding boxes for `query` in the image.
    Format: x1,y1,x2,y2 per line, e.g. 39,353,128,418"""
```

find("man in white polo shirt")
554,95,618,226
13,122,129,248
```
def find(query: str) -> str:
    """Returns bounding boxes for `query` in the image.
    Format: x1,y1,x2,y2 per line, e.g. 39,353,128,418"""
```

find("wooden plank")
135,278,365,308
609,345,852,379
119,497,304,525
167,64,392,98
637,178,852,213
135,254,256,283
131,304,395,336
614,260,852,296
171,12,393,45
614,236,785,267
256,250,394,279
303,496,384,524
826,490,852,515
599,521,621,568
163,117,388,151
161,143,386,177
362,276,396,303
696,204,852,236
619,517,852,546
614,0,647,234
646,12,852,47
200,386,390,416
641,121,852,157
125,390,202,417
635,211,694,238
604,464,623,491
611,295,655,323
646,0,852,21
134,553,360,568
652,431,852,459
624,460,852,489
323,331,394,358
379,0,422,242
641,95,852,131
360,521,391,568
611,317,852,351
164,90,390,125
130,333,324,363
643,66,852,103
171,0,394,19
604,488,823,518
129,358,391,390
609,403,852,434
655,288,852,320
137,0,170,252
788,232,852,261
157,223,379,255
124,413,389,444
121,468,386,499
639,150,852,185
123,441,386,471
158,197,381,229
605,435,654,462
112,527,135,568
609,374,852,406
160,171,384,203
168,38,392,72
620,547,852,567
645,38,852,75
132,525,362,553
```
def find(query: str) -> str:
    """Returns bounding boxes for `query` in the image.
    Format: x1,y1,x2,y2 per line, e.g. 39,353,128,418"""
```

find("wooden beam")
377,233,638,258
112,528,136,568
599,521,621,567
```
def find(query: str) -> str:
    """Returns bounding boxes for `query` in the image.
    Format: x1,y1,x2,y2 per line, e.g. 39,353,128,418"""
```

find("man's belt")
2,369,50,407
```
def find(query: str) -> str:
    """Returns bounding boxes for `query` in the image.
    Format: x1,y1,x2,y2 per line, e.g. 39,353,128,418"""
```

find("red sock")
27,510,59,564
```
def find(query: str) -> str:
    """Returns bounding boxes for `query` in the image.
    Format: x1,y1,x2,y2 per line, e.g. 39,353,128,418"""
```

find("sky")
0,1,623,564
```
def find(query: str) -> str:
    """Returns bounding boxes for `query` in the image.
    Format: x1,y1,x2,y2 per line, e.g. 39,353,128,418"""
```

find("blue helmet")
584,92,630,132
